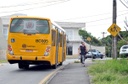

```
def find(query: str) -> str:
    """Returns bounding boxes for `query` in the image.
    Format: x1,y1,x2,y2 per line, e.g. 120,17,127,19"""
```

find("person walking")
78,42,87,66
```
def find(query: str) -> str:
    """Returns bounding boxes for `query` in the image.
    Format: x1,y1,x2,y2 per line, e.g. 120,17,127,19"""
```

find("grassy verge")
0,60,7,63
88,59,128,84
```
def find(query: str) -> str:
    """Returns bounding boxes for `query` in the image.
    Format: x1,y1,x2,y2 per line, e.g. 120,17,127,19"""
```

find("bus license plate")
26,50,33,52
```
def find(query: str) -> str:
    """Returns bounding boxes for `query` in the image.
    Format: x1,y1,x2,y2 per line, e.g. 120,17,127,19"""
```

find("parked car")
119,45,128,57
86,49,104,59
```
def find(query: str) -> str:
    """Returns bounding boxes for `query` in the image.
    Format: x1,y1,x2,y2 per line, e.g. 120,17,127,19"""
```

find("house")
56,22,86,55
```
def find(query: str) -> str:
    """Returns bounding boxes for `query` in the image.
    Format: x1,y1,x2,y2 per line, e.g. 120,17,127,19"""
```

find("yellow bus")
6,16,66,69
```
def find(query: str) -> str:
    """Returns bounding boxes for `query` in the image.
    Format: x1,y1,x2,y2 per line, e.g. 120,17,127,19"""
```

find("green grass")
74,60,80,63
0,60,7,63
88,59,128,84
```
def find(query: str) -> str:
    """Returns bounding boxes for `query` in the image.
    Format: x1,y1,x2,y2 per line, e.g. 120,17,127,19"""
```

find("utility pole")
112,0,117,59
101,32,106,46
101,32,106,38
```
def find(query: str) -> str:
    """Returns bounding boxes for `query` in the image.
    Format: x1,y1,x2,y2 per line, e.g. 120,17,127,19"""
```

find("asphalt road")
0,63,56,84
0,59,75,84
0,58,108,84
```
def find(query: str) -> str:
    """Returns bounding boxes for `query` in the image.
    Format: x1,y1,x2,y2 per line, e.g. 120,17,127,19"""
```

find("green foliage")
117,37,128,49
79,30,92,39
78,29,102,46
88,59,128,84
102,31,128,57
118,31,128,40
79,30,128,57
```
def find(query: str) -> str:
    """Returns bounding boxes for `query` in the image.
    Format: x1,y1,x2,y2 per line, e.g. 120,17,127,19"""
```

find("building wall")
72,42,80,55
0,18,7,59
65,28,82,42
61,23,105,56
65,28,83,55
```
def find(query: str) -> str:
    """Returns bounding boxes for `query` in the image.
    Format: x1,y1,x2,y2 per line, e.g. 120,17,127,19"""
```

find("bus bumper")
6,54,51,65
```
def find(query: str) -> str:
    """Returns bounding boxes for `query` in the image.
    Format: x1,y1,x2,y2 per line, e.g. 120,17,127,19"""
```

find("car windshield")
122,46,128,49
89,49,96,52
10,18,50,34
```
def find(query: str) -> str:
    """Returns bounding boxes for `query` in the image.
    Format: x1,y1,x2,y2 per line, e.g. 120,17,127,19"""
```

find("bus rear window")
10,18,50,34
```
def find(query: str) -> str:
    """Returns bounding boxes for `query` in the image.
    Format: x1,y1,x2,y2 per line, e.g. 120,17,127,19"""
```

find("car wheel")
93,55,96,59
101,56,103,59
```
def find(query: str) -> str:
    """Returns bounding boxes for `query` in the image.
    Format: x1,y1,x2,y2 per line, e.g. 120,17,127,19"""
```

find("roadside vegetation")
88,59,128,84
79,29,128,58
0,60,7,63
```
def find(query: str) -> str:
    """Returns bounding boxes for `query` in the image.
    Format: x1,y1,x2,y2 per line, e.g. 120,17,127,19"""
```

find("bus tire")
52,64,57,69
59,62,63,66
18,63,29,69
18,63,24,69
24,64,29,69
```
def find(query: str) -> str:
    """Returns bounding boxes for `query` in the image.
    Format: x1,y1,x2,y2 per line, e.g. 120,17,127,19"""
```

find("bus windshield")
10,18,50,34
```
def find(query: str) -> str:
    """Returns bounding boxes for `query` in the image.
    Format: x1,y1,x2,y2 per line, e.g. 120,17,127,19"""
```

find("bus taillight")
44,46,51,56
8,45,12,51
8,45,14,55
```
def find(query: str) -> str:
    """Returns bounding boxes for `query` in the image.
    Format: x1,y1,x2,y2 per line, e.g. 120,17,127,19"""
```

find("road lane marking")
38,65,66,84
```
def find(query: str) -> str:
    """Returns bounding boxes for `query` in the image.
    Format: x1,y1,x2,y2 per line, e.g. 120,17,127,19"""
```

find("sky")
0,0,128,38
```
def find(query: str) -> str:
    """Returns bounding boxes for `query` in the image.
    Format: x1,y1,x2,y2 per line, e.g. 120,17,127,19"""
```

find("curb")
39,64,69,84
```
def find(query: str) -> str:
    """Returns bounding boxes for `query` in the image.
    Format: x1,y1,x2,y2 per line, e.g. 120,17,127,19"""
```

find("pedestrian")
78,42,87,66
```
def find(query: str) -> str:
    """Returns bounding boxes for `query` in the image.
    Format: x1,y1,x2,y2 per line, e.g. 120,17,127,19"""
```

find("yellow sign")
107,23,121,36
87,37,91,41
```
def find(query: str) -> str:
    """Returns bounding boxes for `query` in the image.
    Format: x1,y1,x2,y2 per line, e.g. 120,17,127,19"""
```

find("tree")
78,29,102,46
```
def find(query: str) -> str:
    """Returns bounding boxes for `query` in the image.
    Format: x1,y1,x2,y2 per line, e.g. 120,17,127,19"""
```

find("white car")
119,45,128,56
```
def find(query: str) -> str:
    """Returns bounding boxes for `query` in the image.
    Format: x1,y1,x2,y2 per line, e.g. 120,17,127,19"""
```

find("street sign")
107,23,121,36
87,37,91,41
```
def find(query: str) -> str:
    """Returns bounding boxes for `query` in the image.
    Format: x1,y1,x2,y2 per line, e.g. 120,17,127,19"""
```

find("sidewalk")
48,60,93,84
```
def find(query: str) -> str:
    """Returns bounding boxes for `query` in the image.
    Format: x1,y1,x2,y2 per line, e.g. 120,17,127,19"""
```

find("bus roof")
51,21,66,33
10,16,50,20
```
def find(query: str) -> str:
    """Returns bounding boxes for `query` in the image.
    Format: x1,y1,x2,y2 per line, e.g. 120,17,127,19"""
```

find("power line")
0,0,68,8
87,12,128,23
61,10,128,21
0,0,69,14
0,0,127,26
86,20,124,27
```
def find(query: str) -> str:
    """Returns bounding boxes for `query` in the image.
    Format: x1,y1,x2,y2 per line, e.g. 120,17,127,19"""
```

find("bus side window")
52,30,56,46
60,34,62,47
